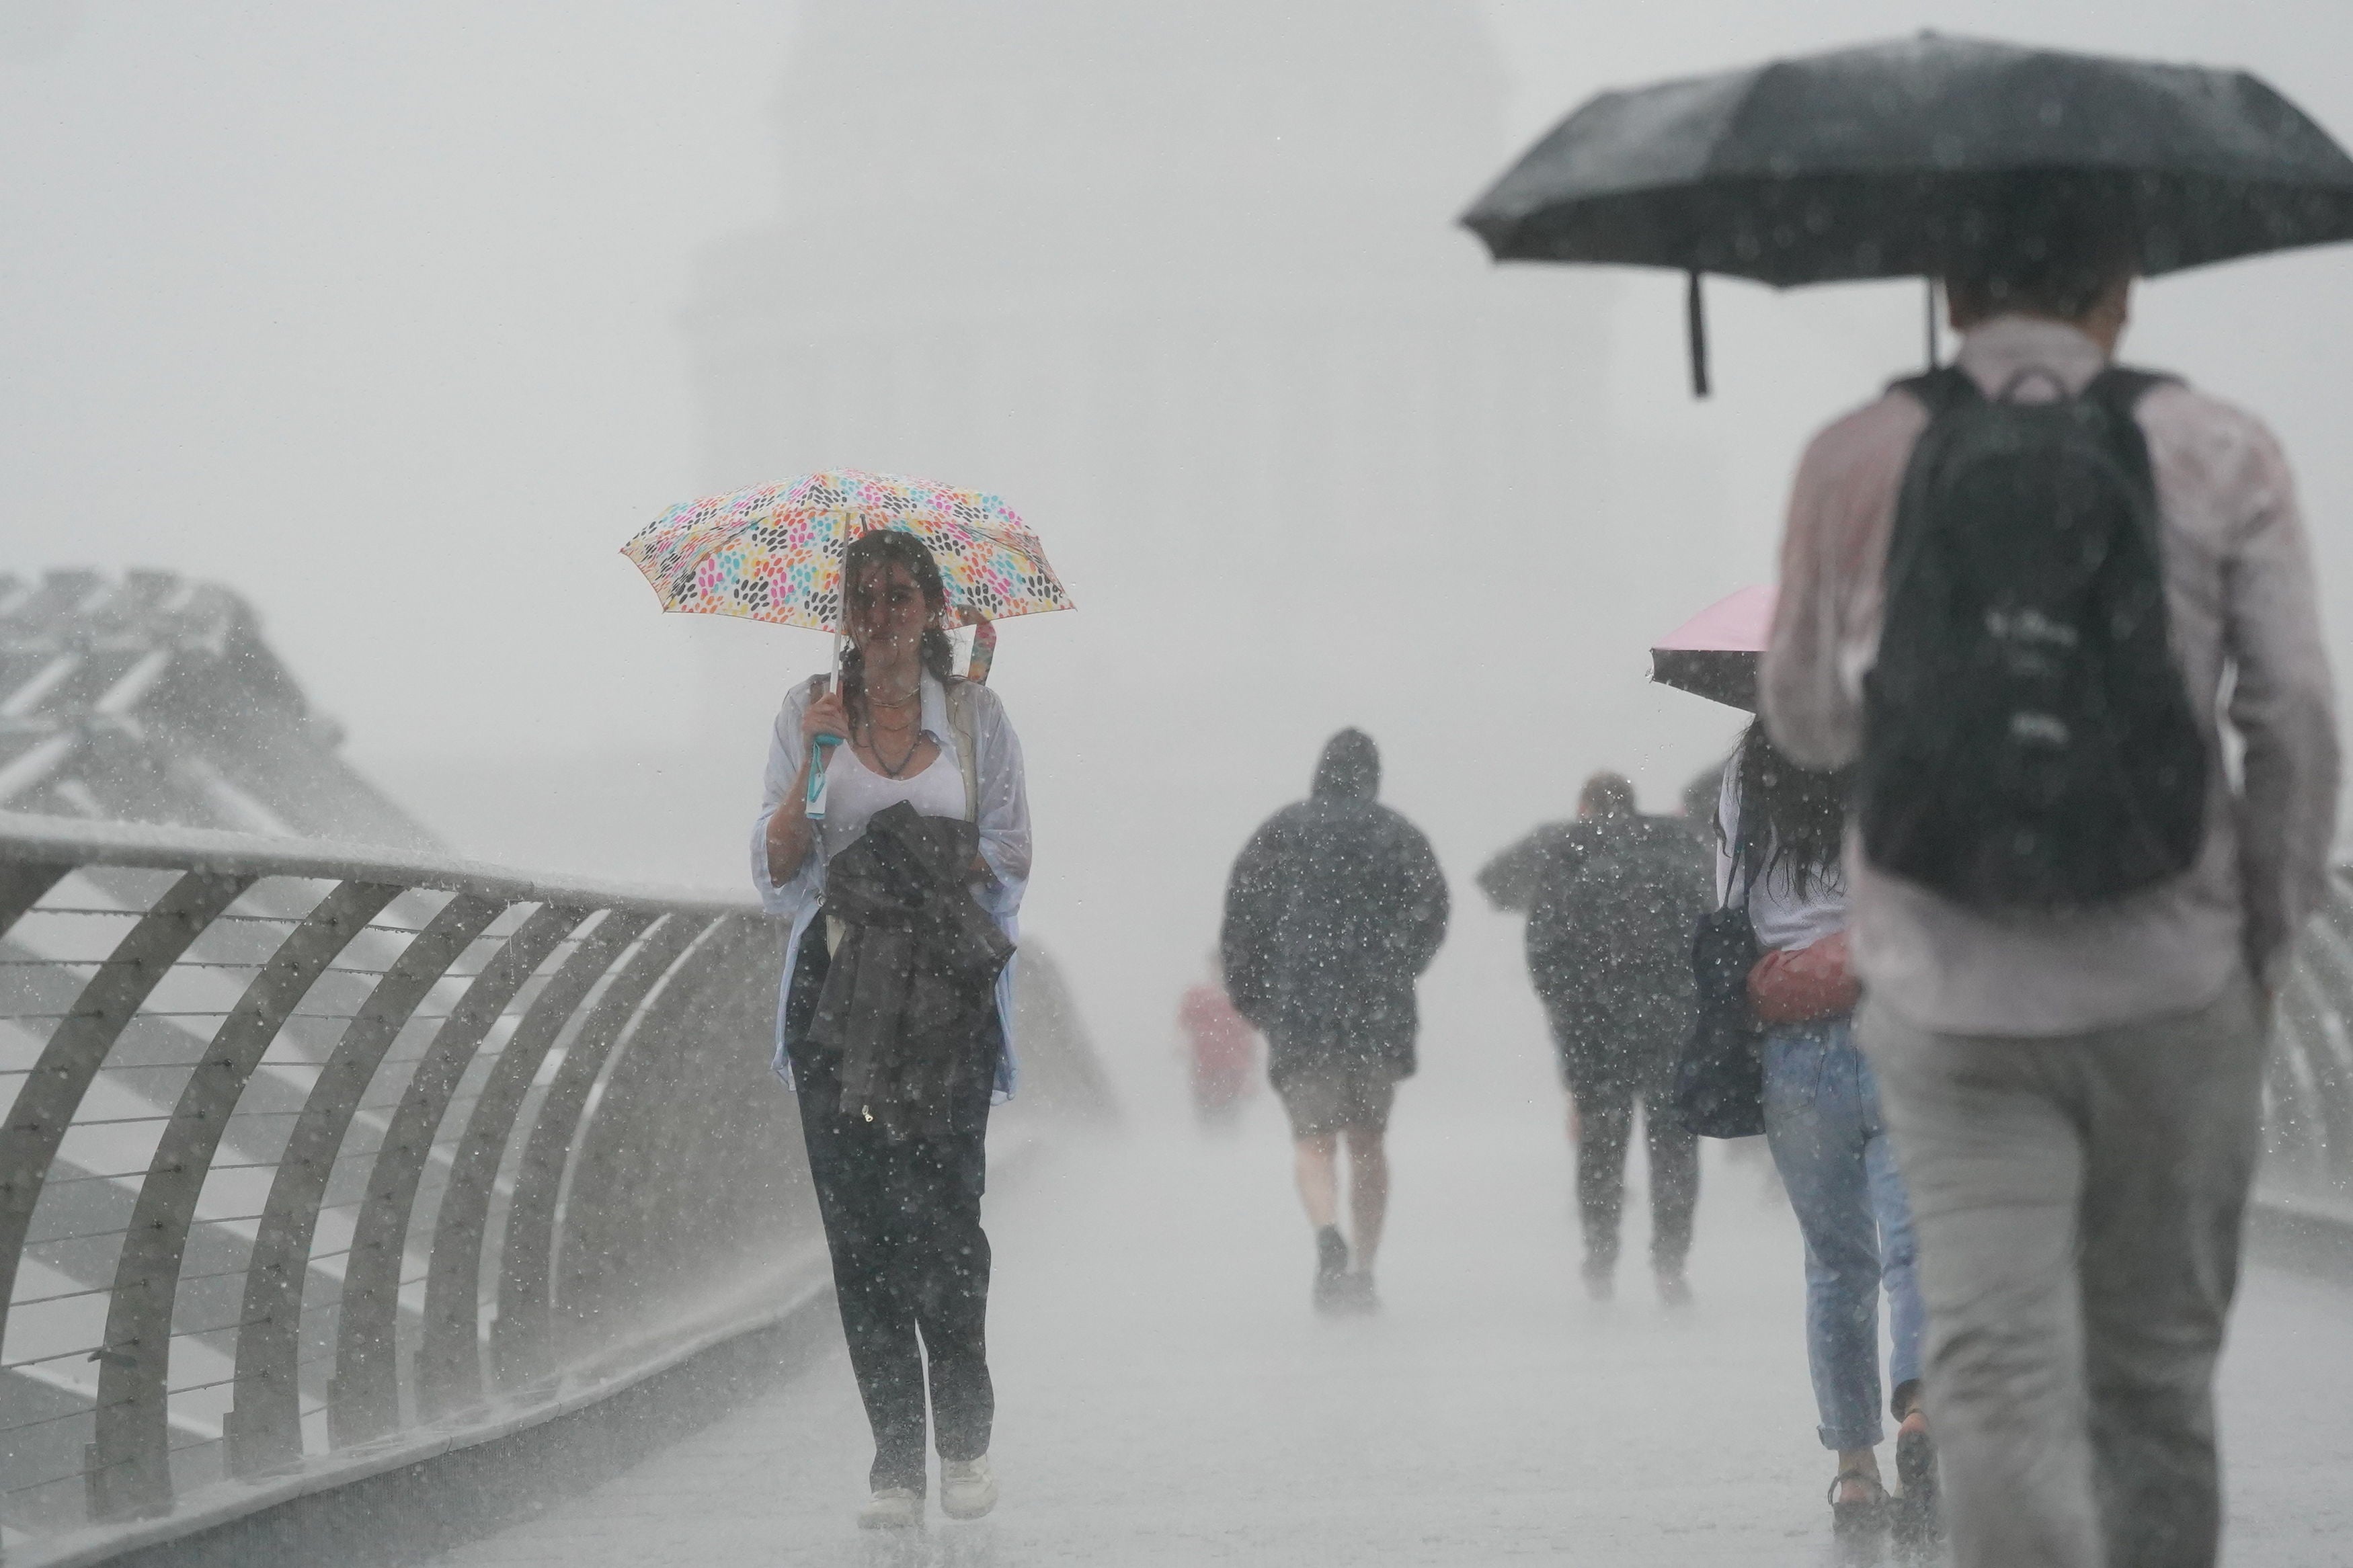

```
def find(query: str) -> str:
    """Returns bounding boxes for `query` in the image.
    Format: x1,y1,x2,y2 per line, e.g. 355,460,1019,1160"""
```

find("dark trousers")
1544,988,1700,1271
786,929,997,1493
1572,1078,1700,1270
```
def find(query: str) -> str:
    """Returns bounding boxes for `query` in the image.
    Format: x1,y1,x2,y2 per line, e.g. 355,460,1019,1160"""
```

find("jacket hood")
1311,729,1380,800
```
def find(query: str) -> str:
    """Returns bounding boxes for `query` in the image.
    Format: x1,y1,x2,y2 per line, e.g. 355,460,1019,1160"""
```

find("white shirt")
815,743,971,864
1715,758,1847,954
750,671,1031,1093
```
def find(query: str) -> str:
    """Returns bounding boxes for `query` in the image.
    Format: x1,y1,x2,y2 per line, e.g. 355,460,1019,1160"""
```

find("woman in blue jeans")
1717,720,1936,1543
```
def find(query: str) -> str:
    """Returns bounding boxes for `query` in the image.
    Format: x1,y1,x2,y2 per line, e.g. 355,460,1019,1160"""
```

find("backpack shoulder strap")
1888,365,1979,419
945,679,982,824
2078,365,2180,541
2083,364,2180,417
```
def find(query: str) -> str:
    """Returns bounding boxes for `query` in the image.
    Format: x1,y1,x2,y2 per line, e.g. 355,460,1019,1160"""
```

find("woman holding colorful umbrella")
623,470,1071,1531
758,527,1027,1530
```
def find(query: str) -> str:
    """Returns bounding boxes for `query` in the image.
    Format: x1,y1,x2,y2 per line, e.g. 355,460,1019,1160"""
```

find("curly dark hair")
1722,718,1848,901
838,529,957,728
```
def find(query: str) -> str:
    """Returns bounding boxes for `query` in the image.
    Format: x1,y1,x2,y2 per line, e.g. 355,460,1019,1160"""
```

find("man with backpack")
1481,772,1712,1302
1222,729,1449,1314
1761,219,2338,1568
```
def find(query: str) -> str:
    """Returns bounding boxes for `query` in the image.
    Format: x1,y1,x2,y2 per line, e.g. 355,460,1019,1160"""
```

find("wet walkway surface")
429,1094,2353,1567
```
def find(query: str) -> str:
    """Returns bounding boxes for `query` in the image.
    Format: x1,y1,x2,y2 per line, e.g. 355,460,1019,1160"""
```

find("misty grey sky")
9,2,2353,1062
10,1,2352,751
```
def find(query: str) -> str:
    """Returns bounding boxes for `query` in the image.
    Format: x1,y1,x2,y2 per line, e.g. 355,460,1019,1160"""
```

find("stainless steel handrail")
0,813,748,915
19,804,2330,1555
0,811,799,1539
2264,867,2353,1227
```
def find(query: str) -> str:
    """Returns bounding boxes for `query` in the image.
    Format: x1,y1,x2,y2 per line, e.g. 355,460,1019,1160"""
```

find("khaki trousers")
1860,977,2266,1568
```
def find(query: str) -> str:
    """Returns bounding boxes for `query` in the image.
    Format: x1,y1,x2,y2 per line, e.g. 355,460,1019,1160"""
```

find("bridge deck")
430,1103,2353,1567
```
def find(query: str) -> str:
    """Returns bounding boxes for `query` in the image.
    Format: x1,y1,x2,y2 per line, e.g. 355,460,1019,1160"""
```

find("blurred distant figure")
1222,729,1448,1315
1481,772,1710,1303
1177,958,1259,1125
1679,764,1726,838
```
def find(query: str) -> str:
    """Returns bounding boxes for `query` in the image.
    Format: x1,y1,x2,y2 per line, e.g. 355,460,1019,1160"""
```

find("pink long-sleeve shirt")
1761,314,2339,1036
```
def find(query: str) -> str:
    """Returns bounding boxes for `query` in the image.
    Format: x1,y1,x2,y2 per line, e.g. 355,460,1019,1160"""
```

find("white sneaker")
857,1486,923,1530
940,1454,999,1520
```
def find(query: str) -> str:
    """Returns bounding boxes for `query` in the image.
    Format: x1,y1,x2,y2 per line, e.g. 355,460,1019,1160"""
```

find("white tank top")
816,741,970,864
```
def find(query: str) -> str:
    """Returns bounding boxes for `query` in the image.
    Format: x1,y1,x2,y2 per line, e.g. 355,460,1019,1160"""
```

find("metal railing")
2264,868,2353,1225
1,805,2339,1555
0,812,809,1546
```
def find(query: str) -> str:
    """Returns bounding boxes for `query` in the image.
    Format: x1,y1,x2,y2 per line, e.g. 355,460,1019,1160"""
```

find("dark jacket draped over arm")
805,801,1015,1138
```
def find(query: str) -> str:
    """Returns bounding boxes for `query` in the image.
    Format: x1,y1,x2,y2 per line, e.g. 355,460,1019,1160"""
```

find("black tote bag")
1674,803,1765,1139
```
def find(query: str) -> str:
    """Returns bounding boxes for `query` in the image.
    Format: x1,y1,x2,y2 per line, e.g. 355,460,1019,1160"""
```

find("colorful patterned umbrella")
620,468,1076,634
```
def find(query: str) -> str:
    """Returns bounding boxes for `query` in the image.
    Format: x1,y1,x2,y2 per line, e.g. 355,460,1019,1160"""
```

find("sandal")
1829,1469,1890,1539
1893,1413,1941,1552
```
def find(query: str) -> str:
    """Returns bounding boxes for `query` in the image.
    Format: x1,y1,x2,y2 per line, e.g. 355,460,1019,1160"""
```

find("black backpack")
1856,365,2207,911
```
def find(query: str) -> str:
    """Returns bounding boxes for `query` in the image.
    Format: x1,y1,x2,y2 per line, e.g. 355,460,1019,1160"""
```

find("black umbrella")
1463,34,2353,393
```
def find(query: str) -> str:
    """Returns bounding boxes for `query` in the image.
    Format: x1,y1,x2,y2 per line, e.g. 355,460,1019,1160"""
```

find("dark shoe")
1333,1270,1380,1314
1312,1225,1349,1313
1892,1418,1940,1553
1653,1265,1693,1306
1829,1469,1890,1543
1579,1254,1615,1302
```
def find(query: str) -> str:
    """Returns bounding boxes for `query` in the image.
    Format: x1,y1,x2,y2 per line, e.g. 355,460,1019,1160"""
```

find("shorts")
1275,1067,1397,1138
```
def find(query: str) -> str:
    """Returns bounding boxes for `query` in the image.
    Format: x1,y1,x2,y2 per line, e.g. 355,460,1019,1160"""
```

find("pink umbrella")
1651,583,1776,710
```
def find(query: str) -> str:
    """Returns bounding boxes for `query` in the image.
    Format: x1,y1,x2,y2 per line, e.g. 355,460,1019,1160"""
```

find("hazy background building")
9,0,2353,1096
666,1,1642,1060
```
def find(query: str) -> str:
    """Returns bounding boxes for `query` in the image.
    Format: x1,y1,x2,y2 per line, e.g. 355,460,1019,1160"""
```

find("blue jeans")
1761,1016,1925,1451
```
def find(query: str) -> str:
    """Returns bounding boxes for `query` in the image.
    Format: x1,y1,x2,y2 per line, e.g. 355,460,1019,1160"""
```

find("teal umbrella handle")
805,736,840,819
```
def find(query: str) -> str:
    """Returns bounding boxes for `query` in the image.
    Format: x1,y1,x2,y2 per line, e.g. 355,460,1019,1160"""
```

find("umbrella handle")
805,737,838,819
806,632,846,819
1686,271,1710,399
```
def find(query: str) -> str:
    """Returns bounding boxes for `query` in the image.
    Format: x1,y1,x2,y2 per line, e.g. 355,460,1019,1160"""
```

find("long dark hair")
838,529,957,725
1723,718,1847,900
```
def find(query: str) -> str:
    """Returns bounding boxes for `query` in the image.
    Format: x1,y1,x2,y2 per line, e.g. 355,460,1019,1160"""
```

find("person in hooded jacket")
1221,729,1448,1313
1480,772,1712,1302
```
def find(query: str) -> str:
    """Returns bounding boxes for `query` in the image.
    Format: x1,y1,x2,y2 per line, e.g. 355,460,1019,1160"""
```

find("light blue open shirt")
748,671,1031,1100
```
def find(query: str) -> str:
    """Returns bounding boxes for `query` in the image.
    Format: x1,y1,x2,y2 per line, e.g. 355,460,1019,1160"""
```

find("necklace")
865,677,921,708
865,720,923,778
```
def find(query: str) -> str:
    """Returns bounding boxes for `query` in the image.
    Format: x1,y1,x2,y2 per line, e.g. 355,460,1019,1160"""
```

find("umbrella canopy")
1651,584,1776,711
621,469,1076,635
1463,34,2353,287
